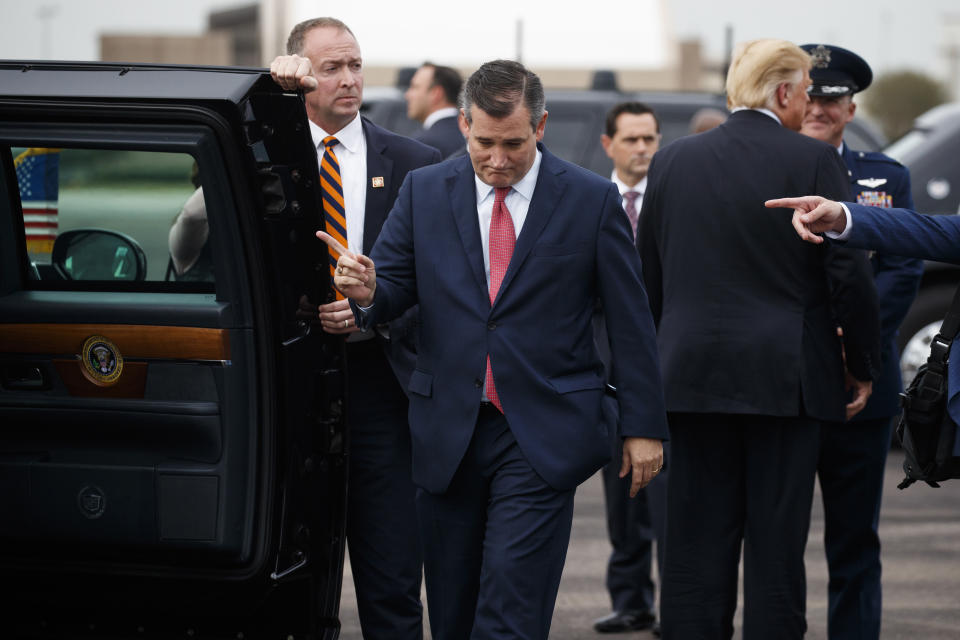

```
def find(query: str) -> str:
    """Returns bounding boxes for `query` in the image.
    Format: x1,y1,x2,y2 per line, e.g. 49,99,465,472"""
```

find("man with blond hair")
637,39,879,639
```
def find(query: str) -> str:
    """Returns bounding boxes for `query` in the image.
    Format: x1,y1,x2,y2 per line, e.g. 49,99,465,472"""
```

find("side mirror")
51,229,148,281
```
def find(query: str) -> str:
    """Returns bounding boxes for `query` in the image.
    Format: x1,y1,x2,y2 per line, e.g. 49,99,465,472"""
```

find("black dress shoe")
652,621,662,637
592,609,656,633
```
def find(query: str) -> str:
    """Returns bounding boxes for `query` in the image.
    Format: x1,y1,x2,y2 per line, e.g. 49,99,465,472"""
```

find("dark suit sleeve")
873,168,924,347
596,182,669,441
845,203,960,264
359,173,420,328
818,149,881,382
636,155,663,327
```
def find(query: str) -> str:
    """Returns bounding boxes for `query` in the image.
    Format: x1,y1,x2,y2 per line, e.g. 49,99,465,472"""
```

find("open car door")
0,62,347,639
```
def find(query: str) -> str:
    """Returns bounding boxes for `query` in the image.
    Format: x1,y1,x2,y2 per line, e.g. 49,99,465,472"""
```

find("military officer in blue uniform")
800,43,924,640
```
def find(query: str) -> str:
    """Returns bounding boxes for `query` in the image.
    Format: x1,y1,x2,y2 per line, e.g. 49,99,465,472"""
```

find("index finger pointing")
316,230,355,260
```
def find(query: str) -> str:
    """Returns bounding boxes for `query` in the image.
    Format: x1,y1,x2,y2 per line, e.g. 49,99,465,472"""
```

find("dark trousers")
600,420,668,613
345,340,422,640
660,413,820,640
818,416,893,640
417,404,575,640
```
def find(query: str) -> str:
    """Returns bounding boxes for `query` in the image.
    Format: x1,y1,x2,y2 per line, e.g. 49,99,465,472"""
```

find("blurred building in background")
98,1,726,92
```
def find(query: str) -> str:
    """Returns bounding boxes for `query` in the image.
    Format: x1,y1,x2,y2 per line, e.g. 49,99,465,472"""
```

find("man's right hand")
269,55,318,92
317,231,377,307
765,196,847,243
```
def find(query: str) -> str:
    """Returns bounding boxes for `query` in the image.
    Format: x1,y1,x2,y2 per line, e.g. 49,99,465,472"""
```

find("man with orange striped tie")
271,17,440,640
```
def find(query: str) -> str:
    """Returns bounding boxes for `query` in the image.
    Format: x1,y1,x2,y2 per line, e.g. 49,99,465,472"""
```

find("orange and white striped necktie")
320,135,346,300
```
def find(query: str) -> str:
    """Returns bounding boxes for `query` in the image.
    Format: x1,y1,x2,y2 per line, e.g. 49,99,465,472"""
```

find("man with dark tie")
637,39,880,639
320,59,668,640
592,101,666,635
799,43,922,640
270,17,439,640
404,62,465,159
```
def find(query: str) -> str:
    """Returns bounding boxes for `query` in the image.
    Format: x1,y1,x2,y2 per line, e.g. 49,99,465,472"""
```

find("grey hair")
286,17,354,55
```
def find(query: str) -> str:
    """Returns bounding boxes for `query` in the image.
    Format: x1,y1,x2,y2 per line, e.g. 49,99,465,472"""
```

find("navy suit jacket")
841,144,923,419
414,115,465,160
841,203,960,450
358,145,669,493
359,117,440,388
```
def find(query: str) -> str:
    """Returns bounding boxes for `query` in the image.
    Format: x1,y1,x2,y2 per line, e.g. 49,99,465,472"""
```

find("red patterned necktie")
623,190,640,241
320,135,346,300
485,186,515,412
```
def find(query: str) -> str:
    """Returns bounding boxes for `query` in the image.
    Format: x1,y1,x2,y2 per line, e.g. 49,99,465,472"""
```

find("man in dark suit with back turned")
404,62,465,159
637,39,880,639
799,43,923,640
271,17,440,640
321,59,669,640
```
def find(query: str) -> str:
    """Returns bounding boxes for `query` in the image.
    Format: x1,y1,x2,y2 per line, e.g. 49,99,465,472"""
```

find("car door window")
12,146,213,287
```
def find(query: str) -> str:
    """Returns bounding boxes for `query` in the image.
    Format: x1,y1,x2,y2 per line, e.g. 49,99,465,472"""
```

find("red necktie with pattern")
623,190,640,241
485,186,515,412
320,135,346,300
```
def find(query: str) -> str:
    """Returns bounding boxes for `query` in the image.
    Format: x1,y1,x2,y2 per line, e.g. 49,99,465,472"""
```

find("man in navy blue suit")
271,17,440,640
323,59,669,640
799,43,923,640
405,62,465,159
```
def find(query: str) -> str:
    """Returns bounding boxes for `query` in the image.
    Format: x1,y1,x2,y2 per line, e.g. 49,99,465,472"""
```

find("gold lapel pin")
371,176,384,188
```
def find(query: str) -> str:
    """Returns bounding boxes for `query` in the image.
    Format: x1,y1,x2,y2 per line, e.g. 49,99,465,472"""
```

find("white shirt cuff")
824,203,853,240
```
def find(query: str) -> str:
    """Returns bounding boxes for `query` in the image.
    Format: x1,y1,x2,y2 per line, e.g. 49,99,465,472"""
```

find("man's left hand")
620,437,664,497
845,370,873,420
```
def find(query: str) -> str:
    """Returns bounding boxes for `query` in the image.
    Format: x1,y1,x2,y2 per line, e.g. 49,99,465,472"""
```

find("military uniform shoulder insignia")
857,177,888,188
80,335,124,386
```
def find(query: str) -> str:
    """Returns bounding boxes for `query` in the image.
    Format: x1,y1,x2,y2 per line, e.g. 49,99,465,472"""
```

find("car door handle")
3,365,48,390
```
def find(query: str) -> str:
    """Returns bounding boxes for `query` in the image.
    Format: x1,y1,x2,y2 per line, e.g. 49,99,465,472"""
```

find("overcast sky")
1,0,958,87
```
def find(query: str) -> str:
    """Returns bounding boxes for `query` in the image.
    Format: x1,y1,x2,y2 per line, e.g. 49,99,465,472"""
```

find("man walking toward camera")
322,59,668,640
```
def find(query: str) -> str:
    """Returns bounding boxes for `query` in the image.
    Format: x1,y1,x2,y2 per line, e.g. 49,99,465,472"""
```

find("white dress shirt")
309,114,367,255
423,106,459,130
610,172,647,212
474,150,543,287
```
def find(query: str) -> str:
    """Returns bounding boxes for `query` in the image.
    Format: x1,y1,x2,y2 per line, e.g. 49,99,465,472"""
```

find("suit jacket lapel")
448,160,489,299
494,146,565,305
362,118,394,254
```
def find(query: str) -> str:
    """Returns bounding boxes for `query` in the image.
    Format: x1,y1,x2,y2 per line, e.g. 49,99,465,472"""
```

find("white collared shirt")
310,114,367,255
474,150,542,288
423,106,459,130
610,172,647,211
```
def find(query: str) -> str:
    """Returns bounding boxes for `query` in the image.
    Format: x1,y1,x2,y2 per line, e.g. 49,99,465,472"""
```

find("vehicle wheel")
897,284,956,388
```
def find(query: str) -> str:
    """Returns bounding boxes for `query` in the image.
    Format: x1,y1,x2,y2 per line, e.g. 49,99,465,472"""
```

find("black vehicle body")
0,61,347,638
883,103,960,384
361,86,887,175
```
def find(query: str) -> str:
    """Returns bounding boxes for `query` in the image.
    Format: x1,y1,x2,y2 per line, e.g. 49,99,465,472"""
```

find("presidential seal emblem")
80,335,123,386
810,44,831,69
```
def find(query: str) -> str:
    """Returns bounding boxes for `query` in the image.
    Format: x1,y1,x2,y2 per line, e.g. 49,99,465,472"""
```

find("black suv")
361,86,887,175
884,102,960,385
0,61,347,638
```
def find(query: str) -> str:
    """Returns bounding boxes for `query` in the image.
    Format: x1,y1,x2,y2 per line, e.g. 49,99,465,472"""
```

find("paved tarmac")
337,448,960,639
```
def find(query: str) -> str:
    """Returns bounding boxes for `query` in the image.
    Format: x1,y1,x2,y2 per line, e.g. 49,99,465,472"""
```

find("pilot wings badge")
857,177,887,188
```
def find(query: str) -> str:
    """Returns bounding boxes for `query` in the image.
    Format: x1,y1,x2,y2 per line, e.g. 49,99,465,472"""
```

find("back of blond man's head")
726,39,811,111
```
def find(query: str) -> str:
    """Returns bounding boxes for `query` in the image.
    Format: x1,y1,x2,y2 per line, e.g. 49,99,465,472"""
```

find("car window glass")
12,146,213,287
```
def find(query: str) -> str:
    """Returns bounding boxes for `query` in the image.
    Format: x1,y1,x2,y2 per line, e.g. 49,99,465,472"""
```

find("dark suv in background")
884,102,960,385
361,85,887,176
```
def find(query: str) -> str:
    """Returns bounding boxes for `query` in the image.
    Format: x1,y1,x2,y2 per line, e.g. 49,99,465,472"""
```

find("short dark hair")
460,60,545,131
605,102,660,138
286,17,354,55
422,62,463,107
